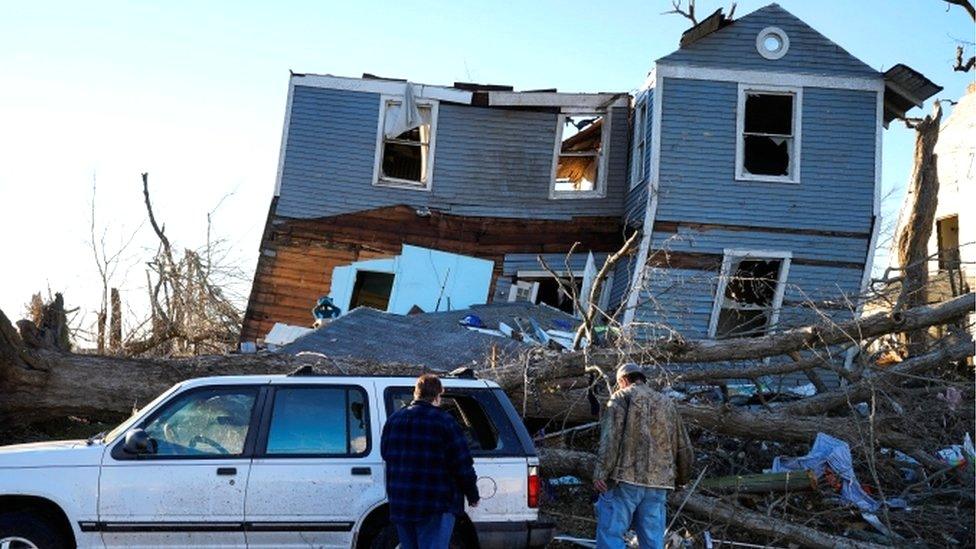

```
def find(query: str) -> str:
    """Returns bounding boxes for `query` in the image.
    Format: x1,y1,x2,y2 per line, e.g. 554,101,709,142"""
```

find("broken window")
553,113,605,196
377,99,434,188
350,271,395,311
937,215,960,271
710,254,789,339
507,275,581,314
738,89,798,181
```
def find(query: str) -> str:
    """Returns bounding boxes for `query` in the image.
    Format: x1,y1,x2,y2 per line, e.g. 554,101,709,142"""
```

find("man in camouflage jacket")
593,363,693,549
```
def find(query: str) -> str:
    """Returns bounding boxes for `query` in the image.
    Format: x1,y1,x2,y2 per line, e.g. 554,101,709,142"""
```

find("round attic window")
756,27,789,60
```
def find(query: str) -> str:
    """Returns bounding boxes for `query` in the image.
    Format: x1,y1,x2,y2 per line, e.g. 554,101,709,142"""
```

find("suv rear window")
384,387,529,457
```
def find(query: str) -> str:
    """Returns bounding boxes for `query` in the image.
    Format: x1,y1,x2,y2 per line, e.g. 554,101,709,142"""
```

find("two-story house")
614,4,939,345
241,75,632,341
242,4,938,364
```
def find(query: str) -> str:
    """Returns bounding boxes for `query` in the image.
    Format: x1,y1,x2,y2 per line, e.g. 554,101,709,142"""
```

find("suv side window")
263,386,369,456
143,387,258,457
384,387,526,457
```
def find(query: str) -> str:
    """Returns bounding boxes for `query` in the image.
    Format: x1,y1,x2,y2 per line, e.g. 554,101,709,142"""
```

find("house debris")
280,302,580,371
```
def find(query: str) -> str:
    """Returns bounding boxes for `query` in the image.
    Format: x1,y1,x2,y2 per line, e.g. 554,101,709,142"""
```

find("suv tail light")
527,464,540,508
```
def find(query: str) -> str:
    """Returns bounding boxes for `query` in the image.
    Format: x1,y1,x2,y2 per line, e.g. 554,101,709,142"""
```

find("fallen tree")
2,293,972,462
1,292,972,545
539,448,888,549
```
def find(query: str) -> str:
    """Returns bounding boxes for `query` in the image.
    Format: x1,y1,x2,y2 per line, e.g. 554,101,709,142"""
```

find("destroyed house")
241,74,631,341
618,4,938,345
242,3,939,362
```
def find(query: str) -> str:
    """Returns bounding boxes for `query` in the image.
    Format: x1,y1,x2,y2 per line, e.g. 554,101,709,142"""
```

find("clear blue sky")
1,0,973,331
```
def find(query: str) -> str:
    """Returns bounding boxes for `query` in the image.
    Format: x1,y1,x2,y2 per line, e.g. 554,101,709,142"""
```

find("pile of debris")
0,291,973,546
265,302,586,369
526,297,976,547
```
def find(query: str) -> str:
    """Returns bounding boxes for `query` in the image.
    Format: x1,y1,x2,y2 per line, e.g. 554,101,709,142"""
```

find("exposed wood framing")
242,204,624,341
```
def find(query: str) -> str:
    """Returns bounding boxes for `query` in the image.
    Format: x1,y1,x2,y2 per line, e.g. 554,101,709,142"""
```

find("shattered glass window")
715,258,783,339
742,92,794,178
144,388,257,456
380,101,432,185
554,114,603,193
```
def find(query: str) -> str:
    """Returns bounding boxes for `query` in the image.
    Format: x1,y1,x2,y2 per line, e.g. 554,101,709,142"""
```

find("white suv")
0,372,554,548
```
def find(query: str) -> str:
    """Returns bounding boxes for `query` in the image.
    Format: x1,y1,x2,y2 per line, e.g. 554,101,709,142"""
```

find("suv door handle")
216,467,237,476
351,467,371,476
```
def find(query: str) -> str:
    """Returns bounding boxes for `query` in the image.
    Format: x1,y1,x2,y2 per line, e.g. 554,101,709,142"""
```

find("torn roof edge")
290,71,630,108
883,64,943,124
679,7,733,49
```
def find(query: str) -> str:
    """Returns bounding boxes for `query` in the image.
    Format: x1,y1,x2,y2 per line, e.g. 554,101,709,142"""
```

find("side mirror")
124,428,157,455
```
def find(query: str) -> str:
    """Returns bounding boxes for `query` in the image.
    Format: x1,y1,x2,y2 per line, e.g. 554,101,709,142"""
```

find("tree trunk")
781,334,973,416
109,288,122,352
897,102,943,355
545,292,973,380
1,294,972,465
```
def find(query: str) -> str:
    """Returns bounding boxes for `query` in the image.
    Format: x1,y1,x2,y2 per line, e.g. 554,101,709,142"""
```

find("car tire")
0,511,67,549
369,522,469,549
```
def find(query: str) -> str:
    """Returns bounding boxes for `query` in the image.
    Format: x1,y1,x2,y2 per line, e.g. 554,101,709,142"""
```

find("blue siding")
782,264,863,305
651,228,868,264
276,85,629,221
658,4,878,78
631,261,861,340
607,255,635,314
624,89,653,227
501,253,609,275
632,268,717,340
654,78,877,233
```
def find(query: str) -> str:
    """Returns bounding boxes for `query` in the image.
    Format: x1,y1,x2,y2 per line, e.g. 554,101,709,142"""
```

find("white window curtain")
384,83,431,139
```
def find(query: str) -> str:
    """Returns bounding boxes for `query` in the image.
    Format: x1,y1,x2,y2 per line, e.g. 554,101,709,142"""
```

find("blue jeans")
395,513,455,549
595,482,667,549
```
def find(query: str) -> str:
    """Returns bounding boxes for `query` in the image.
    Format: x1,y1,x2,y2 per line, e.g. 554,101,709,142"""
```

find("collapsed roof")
280,302,579,372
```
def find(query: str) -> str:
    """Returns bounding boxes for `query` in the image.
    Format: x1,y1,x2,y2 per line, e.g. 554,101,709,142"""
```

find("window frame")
254,384,372,459
372,94,439,192
735,84,802,184
629,99,647,190
110,384,266,461
381,386,531,458
707,249,792,339
508,269,613,313
549,109,611,200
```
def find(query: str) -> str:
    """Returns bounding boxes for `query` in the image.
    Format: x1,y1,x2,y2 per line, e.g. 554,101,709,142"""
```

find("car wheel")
0,511,66,549
368,522,469,549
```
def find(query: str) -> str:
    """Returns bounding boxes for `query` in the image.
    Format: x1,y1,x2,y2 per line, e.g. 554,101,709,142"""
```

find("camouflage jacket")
593,383,693,489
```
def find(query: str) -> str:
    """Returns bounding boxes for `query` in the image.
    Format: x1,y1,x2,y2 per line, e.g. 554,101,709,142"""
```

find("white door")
244,383,385,548
98,385,260,548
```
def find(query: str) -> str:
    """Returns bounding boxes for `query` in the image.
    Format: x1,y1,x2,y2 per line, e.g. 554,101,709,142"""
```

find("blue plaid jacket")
380,400,480,522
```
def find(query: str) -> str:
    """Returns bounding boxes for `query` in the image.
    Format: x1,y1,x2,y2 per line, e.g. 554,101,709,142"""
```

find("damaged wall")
329,245,495,315
241,81,633,342
274,85,630,221
620,2,886,385
630,78,877,343
654,79,877,232
241,205,624,341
